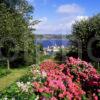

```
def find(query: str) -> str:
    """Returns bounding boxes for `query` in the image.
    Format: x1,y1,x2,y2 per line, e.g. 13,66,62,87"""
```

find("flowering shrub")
16,81,31,92
40,60,58,71
1,58,100,100
66,57,100,99
32,57,100,100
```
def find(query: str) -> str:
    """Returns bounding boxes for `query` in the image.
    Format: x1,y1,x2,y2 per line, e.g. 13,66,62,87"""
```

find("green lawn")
0,68,28,91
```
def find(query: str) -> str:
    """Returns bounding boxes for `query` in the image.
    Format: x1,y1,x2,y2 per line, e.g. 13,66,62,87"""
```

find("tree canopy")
71,14,100,62
0,0,36,69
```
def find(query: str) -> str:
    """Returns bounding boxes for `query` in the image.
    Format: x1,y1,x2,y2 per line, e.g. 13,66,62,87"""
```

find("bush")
32,58,100,99
54,48,67,64
54,47,78,64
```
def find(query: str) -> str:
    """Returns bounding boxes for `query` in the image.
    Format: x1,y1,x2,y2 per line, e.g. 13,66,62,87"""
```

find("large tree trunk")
7,59,10,70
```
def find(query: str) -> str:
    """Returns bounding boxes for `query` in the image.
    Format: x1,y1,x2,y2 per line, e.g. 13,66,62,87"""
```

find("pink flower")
33,82,40,89
97,89,100,93
93,93,98,100
32,57,99,99
59,93,64,98
38,88,44,93
50,97,57,100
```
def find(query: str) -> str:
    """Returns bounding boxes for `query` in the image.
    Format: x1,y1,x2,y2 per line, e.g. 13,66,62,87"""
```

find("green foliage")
54,47,78,64
0,1,36,68
54,48,67,63
42,93,52,99
66,34,75,40
0,0,33,15
71,13,100,62
37,44,44,52
1,83,36,100
82,95,87,100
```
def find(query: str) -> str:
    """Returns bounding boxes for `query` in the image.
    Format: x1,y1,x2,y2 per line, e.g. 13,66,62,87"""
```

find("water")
35,39,70,48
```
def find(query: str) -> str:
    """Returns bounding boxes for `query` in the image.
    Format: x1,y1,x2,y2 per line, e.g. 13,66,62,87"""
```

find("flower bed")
0,57,100,100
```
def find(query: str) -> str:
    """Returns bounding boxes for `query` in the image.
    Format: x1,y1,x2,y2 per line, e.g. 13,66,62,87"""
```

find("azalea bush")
32,58,100,100
0,58,100,100
66,57,100,100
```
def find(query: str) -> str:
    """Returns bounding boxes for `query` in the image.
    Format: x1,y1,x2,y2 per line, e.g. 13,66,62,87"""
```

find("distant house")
43,44,65,55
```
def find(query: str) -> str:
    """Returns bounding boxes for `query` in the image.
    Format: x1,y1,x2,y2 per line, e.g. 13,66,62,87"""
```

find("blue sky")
28,0,100,34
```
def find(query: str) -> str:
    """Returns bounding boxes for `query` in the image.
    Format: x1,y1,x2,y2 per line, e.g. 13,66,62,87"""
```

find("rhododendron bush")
32,58,100,100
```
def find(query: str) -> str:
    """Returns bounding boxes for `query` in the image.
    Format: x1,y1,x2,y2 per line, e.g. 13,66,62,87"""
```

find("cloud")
34,15,88,35
34,17,48,29
76,16,88,21
57,4,84,14
32,3,87,35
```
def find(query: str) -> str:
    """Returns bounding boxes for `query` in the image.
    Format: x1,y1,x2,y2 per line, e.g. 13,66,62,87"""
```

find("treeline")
0,0,36,69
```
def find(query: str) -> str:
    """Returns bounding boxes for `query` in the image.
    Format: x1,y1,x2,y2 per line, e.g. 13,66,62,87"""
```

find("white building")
43,44,65,55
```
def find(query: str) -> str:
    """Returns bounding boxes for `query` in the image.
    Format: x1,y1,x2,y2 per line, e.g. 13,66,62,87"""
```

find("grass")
0,68,28,91
0,68,11,78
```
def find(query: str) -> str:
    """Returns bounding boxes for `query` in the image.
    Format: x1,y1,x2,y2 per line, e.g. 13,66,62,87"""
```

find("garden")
0,57,100,100
0,0,100,100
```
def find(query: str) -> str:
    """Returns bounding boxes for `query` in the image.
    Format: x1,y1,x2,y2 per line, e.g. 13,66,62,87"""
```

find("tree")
71,14,100,62
0,0,33,14
0,1,35,69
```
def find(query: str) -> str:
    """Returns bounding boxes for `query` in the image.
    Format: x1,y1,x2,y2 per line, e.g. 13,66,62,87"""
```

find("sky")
28,0,100,34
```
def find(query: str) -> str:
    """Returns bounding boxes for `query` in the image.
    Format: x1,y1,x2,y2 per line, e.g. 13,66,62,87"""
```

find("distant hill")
35,34,67,39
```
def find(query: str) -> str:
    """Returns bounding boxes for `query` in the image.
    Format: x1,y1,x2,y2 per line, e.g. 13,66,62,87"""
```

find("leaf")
29,93,36,100
42,93,52,98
